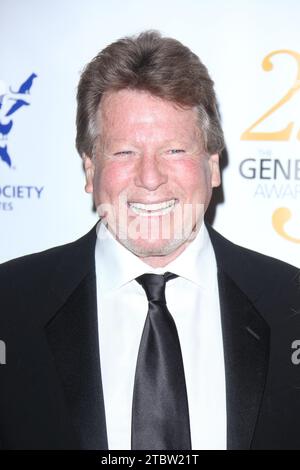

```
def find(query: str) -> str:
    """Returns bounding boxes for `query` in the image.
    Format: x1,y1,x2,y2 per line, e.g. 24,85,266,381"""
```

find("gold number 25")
241,50,300,141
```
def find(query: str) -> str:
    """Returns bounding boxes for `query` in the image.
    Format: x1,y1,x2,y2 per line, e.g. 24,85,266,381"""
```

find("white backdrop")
0,0,299,267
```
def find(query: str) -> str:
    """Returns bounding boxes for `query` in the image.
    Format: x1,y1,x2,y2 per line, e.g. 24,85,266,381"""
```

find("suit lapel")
217,270,270,449
44,225,108,449
206,224,271,449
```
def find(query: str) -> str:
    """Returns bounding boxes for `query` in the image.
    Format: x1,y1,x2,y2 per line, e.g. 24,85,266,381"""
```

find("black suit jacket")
0,224,299,450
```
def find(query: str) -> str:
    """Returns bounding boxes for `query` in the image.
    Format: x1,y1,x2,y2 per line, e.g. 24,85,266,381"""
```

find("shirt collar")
95,219,217,292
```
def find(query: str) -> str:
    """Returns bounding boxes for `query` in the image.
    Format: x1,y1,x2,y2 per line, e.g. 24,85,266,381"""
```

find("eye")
167,149,185,155
113,150,135,156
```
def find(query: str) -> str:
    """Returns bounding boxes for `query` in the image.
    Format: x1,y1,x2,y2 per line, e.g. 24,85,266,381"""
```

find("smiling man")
0,31,299,451
84,88,220,266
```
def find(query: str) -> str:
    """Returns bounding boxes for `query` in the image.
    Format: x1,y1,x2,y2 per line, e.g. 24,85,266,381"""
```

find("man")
0,31,299,450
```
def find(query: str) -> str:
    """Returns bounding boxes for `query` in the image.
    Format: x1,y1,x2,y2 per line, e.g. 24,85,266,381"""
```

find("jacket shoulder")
0,231,89,282
208,224,299,279
0,226,97,325
207,224,300,323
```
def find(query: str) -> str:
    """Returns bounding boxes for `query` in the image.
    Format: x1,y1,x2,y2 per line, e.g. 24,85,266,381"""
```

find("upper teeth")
129,199,176,215
129,199,176,211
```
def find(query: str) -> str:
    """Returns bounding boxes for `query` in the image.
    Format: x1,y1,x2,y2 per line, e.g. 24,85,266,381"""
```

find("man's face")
84,89,220,267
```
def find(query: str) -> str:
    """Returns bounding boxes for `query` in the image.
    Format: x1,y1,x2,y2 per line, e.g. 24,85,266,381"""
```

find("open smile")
127,199,178,216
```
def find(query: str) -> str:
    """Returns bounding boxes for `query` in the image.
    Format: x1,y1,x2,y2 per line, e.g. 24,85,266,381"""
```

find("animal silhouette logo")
0,73,37,168
9,73,37,94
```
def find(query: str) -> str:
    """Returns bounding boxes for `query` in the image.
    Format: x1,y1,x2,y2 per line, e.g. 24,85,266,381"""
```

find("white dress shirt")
95,220,227,450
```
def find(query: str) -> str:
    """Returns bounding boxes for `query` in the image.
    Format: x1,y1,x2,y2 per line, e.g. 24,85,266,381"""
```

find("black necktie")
131,272,191,450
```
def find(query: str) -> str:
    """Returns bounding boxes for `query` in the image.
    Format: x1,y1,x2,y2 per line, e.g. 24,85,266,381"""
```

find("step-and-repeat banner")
1,0,299,266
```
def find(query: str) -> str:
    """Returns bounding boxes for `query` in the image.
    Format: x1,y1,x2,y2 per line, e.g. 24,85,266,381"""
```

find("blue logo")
0,73,37,168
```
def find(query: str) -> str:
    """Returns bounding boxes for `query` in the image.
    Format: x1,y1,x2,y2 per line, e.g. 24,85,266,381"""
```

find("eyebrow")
102,137,198,148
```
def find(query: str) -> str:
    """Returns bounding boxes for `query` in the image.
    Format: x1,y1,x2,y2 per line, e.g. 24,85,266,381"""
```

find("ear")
208,153,221,188
83,154,95,193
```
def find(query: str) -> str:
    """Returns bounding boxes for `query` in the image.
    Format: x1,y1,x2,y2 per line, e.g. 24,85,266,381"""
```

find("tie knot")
136,272,178,303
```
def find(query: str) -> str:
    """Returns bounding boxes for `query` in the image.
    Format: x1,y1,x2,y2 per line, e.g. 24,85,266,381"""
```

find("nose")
134,154,168,191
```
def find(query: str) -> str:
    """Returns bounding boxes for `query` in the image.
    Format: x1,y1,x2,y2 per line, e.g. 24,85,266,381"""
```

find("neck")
137,239,192,268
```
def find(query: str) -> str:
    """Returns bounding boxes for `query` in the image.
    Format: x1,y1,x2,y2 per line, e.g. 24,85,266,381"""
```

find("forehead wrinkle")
97,89,202,149
101,127,201,151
